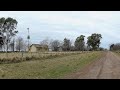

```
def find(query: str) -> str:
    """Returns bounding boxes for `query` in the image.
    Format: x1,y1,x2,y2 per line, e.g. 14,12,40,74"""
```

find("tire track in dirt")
64,51,120,79
63,52,106,79
97,52,113,79
77,54,106,79
97,52,120,79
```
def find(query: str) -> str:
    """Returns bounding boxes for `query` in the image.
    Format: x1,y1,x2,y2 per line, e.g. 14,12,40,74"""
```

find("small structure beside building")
29,44,48,52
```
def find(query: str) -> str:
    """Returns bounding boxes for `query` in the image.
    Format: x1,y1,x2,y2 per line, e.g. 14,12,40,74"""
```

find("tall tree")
87,33,102,50
0,31,4,51
40,38,49,46
0,18,6,51
62,38,71,51
0,17,18,52
74,35,85,51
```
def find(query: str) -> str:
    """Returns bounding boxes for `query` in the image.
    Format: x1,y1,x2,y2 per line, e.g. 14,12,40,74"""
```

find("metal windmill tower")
27,28,30,51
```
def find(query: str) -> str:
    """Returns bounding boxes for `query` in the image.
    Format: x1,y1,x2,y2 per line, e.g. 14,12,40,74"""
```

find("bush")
26,57,31,61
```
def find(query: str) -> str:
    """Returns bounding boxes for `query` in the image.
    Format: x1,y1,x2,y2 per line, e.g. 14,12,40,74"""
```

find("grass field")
0,51,90,64
0,51,104,79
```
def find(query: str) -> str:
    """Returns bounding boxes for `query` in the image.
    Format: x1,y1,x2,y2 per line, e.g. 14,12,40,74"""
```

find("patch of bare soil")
63,51,120,79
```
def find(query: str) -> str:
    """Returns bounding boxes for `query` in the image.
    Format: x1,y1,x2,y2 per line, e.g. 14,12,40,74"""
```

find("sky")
0,11,120,49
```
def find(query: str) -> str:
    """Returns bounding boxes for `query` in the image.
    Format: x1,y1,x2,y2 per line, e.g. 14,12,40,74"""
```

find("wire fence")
0,51,91,59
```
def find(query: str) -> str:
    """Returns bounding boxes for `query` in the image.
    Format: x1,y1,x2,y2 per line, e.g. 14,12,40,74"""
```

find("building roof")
30,44,48,48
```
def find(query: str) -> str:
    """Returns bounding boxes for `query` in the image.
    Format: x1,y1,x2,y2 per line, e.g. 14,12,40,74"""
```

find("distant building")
29,44,48,52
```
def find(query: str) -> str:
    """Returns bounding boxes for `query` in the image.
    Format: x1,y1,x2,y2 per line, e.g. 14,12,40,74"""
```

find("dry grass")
0,51,104,79
0,51,90,64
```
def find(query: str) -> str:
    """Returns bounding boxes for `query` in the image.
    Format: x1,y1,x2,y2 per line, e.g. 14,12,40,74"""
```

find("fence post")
21,51,23,60
6,52,8,59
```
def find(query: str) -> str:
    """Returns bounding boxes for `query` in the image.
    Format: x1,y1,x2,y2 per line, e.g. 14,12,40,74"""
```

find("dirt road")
65,51,120,79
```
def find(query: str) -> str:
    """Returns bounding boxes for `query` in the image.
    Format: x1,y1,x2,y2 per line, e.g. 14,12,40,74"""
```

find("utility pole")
27,28,30,51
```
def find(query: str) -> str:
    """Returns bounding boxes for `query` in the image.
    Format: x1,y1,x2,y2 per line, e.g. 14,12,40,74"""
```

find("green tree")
62,38,71,51
74,35,85,51
0,17,18,52
87,33,102,50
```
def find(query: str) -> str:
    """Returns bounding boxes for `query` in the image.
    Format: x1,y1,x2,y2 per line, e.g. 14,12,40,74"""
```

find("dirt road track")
64,51,120,79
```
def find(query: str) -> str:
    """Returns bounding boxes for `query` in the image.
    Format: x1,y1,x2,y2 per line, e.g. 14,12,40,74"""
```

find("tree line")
40,33,103,51
0,17,104,52
110,43,120,51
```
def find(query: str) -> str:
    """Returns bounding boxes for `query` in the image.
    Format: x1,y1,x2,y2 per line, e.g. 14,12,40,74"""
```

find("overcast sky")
0,11,120,49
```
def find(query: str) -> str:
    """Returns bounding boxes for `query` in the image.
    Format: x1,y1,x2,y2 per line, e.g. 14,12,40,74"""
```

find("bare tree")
9,38,15,51
16,37,26,51
23,40,28,51
50,40,61,51
40,38,49,46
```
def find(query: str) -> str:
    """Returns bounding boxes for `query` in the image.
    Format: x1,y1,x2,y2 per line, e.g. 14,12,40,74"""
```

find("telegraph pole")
27,28,30,51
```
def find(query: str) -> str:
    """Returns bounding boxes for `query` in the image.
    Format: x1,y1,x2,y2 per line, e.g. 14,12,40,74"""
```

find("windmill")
27,28,30,51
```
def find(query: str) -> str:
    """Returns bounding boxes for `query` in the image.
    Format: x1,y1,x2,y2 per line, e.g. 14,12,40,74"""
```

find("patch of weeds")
42,66,46,68
1,74,5,78
26,57,31,61
67,64,69,66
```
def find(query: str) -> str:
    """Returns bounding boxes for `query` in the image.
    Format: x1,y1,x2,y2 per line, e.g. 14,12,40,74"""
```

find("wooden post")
21,51,23,60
